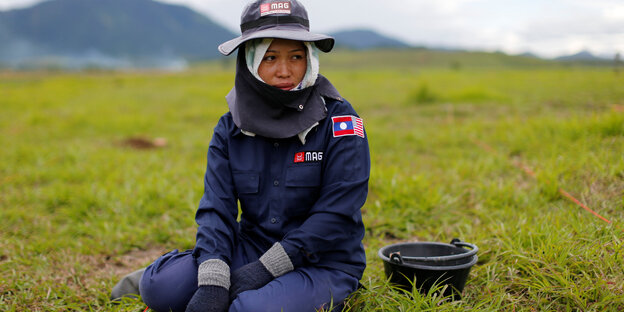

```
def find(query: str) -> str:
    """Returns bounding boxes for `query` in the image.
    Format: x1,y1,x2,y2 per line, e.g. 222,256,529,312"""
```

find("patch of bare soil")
1,247,167,310
94,247,166,279
119,137,168,150
46,247,166,291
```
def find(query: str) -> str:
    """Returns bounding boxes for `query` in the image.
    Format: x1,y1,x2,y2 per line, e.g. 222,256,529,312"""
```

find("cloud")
510,3,624,57
366,0,623,57
0,0,43,10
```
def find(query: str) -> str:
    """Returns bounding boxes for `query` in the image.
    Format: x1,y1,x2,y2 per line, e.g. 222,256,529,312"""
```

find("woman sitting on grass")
112,1,370,311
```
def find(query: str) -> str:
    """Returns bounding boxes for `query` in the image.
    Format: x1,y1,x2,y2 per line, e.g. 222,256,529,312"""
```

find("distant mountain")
555,50,608,62
6,0,610,70
330,29,411,50
516,52,540,58
0,0,236,68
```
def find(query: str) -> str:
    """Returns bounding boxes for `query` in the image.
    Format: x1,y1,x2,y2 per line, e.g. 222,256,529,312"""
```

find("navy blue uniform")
140,96,370,312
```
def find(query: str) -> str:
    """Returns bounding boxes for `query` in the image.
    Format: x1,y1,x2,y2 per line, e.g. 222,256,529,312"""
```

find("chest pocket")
233,171,260,194
285,164,322,187
284,164,322,217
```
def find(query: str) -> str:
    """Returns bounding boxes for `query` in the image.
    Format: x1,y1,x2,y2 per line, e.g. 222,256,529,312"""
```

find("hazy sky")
1,0,623,58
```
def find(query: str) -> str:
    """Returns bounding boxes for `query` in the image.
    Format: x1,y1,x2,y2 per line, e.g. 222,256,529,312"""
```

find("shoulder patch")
332,115,365,138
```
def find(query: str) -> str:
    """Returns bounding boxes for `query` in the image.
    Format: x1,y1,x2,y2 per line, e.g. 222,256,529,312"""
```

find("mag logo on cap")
260,1,291,16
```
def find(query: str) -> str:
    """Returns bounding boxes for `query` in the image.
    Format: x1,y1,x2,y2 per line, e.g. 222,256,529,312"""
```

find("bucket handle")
396,239,478,263
450,238,479,256
389,252,404,264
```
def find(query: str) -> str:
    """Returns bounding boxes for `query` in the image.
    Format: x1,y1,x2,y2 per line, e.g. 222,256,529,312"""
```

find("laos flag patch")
332,115,365,138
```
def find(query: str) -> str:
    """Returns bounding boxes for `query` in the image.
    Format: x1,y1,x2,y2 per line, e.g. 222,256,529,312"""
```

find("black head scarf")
226,48,339,139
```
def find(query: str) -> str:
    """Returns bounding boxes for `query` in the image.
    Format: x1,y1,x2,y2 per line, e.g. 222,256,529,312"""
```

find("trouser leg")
137,241,255,312
139,249,198,312
137,238,360,312
229,266,360,312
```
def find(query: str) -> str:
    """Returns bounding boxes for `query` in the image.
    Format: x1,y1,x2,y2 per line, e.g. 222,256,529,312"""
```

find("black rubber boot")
111,268,146,301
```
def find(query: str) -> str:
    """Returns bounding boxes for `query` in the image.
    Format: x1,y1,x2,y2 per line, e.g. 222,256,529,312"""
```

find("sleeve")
192,116,239,265
280,108,370,267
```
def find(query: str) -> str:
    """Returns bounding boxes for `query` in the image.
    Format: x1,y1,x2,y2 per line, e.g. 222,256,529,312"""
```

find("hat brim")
218,26,335,56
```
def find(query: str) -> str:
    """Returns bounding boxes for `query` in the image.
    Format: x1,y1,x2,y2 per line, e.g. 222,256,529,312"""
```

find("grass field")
1,54,623,311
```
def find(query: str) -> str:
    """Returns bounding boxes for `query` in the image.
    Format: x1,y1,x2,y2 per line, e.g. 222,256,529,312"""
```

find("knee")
139,250,198,312
229,295,255,312
228,291,287,312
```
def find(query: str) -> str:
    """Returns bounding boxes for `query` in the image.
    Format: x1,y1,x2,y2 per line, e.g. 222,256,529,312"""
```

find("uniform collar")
237,122,319,145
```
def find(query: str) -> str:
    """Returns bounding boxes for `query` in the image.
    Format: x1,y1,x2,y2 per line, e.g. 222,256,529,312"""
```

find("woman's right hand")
185,285,229,312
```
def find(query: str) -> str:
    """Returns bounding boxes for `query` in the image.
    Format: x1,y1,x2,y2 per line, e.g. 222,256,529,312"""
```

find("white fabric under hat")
244,39,320,90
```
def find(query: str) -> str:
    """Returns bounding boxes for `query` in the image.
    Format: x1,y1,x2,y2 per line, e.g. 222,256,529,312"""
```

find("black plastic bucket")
378,239,478,300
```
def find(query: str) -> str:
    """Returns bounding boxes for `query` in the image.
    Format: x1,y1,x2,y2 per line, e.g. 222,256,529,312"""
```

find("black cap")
218,0,335,56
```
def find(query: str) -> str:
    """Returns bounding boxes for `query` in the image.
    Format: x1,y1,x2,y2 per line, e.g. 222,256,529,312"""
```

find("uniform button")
298,104,304,110
274,142,279,148
273,180,279,186
270,217,277,224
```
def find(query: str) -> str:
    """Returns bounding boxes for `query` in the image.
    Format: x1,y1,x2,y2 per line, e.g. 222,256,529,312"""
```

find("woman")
116,1,370,311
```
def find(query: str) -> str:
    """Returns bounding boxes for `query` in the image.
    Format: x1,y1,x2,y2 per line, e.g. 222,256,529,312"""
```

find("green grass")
1,59,623,311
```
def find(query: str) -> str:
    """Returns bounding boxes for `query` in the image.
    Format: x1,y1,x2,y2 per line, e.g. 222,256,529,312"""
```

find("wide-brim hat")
218,0,335,56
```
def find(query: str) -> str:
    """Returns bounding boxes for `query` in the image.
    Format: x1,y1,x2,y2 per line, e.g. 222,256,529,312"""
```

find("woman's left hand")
229,260,274,302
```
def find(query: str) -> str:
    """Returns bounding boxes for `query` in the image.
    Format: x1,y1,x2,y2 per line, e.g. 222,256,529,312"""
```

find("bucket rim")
378,240,478,265
380,252,478,271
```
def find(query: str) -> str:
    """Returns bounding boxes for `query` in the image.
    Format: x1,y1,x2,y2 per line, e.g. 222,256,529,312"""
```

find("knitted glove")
230,242,294,301
186,259,230,312
186,285,229,312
